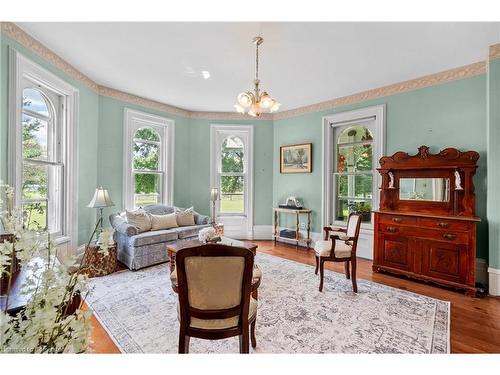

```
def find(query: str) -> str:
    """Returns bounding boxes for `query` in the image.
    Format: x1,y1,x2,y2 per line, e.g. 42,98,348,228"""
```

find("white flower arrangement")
198,226,217,243
0,182,93,353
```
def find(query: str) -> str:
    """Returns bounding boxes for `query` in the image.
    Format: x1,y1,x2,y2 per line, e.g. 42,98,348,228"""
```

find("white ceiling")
16,22,500,112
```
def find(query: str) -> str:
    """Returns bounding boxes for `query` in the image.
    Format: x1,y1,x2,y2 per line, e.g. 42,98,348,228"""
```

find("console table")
273,207,312,249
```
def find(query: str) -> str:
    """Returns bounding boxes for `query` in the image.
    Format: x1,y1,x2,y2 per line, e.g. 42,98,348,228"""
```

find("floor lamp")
87,186,115,243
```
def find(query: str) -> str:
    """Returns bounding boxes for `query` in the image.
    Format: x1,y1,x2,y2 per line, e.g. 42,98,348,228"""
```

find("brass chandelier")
235,36,280,117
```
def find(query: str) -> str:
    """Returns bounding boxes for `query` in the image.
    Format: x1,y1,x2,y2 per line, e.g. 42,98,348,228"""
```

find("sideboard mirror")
399,177,450,202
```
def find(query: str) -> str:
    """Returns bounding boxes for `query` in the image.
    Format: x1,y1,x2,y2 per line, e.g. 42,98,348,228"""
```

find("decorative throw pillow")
175,206,196,226
150,213,178,231
125,209,152,233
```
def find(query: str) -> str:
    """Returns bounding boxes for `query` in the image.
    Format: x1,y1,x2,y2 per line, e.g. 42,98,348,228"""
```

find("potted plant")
0,183,98,353
353,201,372,222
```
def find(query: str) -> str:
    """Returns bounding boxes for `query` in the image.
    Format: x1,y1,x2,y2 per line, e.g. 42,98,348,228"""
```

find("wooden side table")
273,207,312,249
81,242,118,278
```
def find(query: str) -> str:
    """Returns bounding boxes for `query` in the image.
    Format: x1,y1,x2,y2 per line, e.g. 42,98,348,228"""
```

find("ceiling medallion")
234,36,280,117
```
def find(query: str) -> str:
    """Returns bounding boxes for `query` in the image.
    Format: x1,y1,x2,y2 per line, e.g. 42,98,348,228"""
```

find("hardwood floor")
88,240,500,354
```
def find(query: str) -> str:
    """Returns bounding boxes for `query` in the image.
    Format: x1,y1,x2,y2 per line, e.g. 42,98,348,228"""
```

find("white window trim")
322,105,386,232
123,108,175,210
210,124,254,239
8,48,79,248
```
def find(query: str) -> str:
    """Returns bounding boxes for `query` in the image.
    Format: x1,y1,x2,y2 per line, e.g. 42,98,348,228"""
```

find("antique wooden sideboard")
373,146,480,296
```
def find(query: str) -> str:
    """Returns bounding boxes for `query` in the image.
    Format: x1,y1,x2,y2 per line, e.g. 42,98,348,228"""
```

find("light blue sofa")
109,204,210,270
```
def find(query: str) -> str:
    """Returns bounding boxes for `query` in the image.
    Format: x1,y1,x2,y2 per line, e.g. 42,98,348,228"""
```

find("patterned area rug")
87,253,450,353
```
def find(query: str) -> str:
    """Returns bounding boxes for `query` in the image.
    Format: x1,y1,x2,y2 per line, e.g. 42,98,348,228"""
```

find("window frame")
9,48,79,248
123,108,175,210
322,105,385,232
210,124,254,238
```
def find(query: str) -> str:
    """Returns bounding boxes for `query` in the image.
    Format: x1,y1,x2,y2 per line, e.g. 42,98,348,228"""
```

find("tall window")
123,109,174,210
21,87,63,232
334,120,375,224
210,124,254,238
219,136,245,214
9,50,78,247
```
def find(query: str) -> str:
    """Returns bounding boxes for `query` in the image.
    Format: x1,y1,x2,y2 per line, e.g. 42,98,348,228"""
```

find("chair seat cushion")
128,229,178,247
314,240,352,258
177,297,258,330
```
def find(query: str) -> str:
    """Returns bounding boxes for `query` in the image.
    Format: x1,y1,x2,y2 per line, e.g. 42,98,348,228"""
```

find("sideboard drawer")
418,228,469,244
417,217,470,232
379,214,417,226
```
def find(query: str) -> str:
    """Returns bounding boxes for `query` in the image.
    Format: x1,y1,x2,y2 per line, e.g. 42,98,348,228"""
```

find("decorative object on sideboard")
88,186,115,238
234,36,280,117
210,187,219,225
279,196,303,210
280,143,312,173
388,171,395,189
373,145,480,296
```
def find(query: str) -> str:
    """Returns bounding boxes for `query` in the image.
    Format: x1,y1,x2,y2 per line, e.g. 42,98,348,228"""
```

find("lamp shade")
210,187,219,201
88,187,115,208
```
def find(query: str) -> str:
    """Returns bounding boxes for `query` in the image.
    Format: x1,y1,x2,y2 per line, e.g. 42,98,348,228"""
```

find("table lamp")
88,186,115,234
210,187,219,225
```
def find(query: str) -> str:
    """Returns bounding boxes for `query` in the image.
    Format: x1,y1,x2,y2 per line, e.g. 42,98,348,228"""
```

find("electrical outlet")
300,222,306,230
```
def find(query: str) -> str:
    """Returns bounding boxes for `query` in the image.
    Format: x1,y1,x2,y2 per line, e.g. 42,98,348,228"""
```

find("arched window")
334,123,374,223
22,87,63,232
124,109,174,210
220,136,245,214
133,127,162,207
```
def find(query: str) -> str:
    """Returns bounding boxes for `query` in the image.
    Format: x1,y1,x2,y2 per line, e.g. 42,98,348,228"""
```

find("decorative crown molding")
274,62,486,120
489,44,500,61
1,22,489,122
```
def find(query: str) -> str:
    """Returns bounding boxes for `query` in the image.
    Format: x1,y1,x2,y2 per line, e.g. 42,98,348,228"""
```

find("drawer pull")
437,222,449,228
443,233,456,240
387,226,398,233
392,217,402,223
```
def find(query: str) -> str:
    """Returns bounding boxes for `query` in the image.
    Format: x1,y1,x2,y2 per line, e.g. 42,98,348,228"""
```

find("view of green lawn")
221,194,244,213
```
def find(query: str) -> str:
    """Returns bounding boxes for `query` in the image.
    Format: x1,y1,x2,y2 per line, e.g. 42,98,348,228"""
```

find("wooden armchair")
314,213,362,293
174,244,257,354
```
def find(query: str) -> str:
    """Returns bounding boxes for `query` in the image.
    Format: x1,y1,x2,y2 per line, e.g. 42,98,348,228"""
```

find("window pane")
133,141,159,170
336,174,373,199
221,137,244,173
220,176,244,213
134,127,160,142
23,88,49,117
23,114,49,161
22,163,48,200
337,144,373,172
23,201,48,231
335,198,372,223
337,125,373,144
134,173,161,207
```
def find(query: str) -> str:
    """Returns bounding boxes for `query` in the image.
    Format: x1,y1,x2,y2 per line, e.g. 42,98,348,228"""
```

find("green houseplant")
353,201,372,222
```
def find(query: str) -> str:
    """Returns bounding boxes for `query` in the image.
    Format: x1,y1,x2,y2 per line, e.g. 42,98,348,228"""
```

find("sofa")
109,204,211,270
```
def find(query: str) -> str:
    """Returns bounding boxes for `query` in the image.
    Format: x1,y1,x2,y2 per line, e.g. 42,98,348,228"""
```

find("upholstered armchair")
172,244,258,353
313,213,362,293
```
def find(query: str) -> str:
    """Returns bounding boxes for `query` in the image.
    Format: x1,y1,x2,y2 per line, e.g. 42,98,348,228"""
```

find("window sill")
53,235,71,246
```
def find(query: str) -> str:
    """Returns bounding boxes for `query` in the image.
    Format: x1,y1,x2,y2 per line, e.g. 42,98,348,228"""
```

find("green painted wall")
487,58,500,268
0,34,100,246
274,75,488,260
187,119,274,224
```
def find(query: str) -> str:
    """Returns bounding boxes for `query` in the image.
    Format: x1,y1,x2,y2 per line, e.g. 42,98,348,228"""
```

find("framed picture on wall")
280,143,312,173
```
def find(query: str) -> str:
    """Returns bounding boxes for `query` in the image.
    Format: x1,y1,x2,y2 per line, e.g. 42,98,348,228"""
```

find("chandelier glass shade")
235,36,280,117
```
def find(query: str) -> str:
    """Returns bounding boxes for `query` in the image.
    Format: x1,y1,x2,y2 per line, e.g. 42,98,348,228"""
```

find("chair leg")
250,320,257,348
344,260,350,279
351,257,358,293
178,332,190,354
319,259,325,292
314,255,319,275
239,326,250,353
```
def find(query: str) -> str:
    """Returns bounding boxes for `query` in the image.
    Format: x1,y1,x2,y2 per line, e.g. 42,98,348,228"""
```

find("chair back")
175,244,254,330
346,213,362,253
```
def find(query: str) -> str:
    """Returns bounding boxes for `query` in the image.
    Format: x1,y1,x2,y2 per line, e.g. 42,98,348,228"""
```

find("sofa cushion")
126,209,152,233
176,224,211,239
175,207,195,226
150,213,178,231
129,228,179,247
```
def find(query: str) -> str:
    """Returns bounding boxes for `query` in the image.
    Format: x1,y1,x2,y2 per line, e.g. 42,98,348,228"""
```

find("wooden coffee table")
167,236,258,273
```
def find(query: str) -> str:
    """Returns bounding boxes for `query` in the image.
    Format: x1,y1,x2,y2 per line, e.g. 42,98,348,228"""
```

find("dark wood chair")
174,244,257,354
314,213,362,293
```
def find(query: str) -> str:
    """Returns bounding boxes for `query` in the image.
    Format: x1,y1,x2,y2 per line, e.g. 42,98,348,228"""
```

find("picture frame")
280,143,312,173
